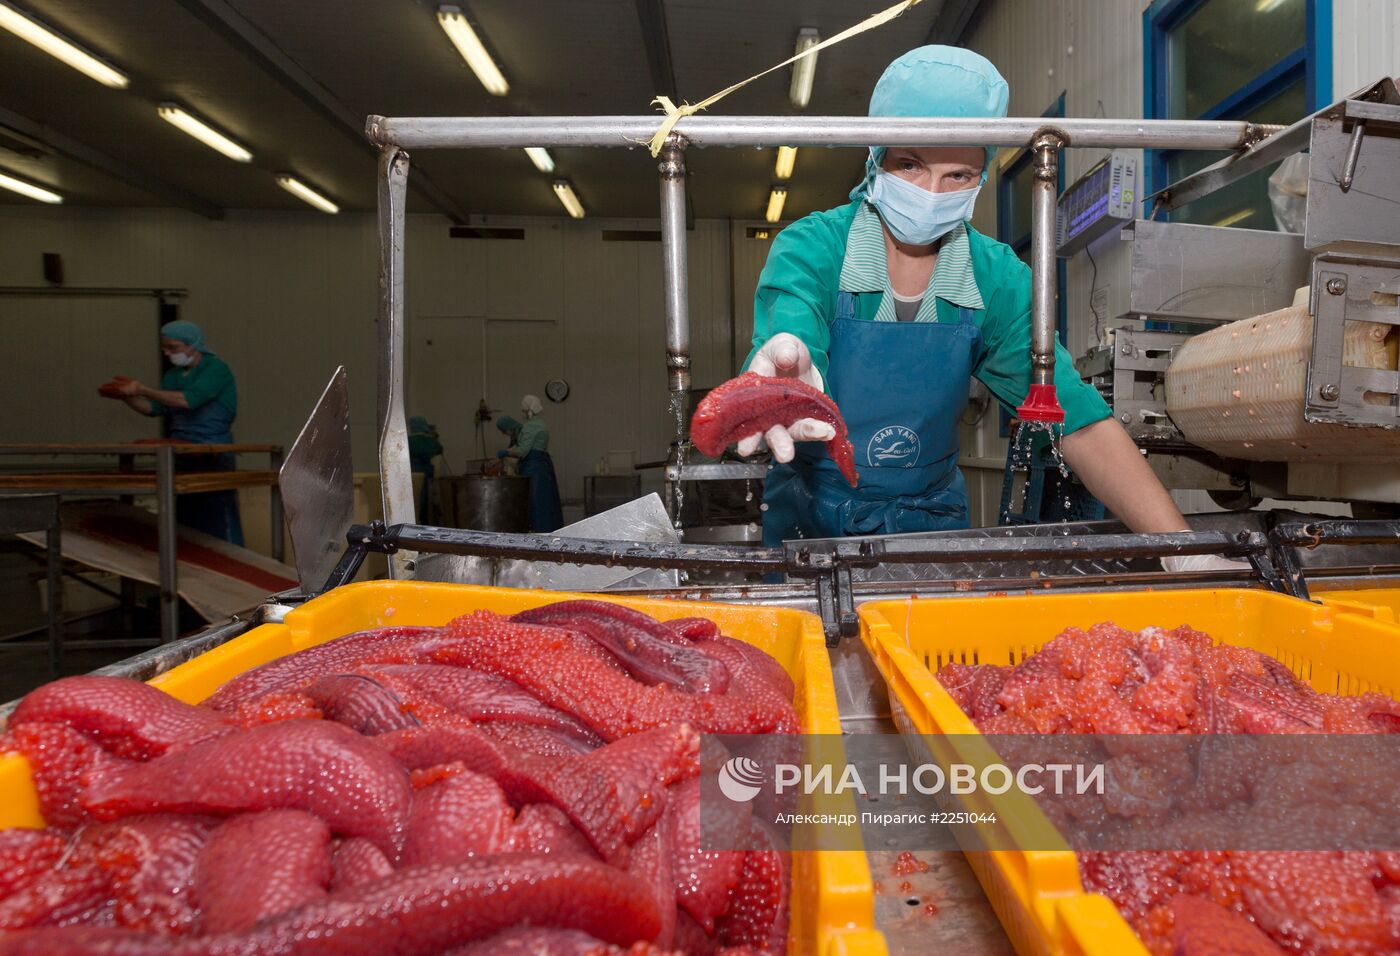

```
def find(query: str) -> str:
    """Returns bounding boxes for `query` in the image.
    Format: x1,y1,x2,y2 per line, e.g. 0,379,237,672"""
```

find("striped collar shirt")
837,201,985,321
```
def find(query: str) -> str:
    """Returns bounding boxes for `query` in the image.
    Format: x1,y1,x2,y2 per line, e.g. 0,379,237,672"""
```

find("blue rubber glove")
496,449,510,459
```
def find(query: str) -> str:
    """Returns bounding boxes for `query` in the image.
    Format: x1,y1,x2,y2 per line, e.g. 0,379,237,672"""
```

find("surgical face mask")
867,167,982,246
168,350,194,367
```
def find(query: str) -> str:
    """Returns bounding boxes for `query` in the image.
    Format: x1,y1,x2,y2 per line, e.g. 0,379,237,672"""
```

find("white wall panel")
0,205,737,507
1334,0,1400,96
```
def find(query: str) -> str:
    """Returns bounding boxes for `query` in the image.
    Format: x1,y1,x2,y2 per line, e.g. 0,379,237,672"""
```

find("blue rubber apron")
167,400,245,547
762,291,983,545
518,449,564,533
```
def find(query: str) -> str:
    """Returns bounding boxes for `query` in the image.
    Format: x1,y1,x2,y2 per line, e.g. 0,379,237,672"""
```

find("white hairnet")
521,394,543,417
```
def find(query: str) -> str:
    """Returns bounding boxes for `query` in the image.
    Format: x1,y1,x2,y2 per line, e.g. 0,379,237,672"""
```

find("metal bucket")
439,475,530,532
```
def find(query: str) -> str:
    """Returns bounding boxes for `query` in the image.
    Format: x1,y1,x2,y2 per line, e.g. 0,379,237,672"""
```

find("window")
996,94,1068,436
1144,0,1332,229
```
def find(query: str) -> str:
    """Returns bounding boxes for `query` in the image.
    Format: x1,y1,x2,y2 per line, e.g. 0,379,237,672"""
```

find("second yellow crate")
859,587,1400,956
1315,584,1400,625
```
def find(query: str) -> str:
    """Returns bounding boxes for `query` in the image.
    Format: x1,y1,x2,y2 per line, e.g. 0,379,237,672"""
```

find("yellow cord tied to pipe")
646,0,927,156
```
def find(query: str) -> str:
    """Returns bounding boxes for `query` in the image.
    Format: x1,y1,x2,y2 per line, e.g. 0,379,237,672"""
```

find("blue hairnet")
160,319,213,354
496,415,521,435
850,45,1010,201
408,415,431,435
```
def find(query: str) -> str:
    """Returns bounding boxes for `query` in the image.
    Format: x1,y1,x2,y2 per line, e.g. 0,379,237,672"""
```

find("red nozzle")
1016,383,1065,423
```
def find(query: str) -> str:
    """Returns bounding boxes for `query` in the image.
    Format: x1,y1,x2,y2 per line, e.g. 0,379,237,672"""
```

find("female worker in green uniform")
408,416,443,520
740,45,1225,572
496,395,563,533
100,320,244,545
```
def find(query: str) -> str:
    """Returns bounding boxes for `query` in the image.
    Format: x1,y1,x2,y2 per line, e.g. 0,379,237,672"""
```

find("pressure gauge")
545,379,570,403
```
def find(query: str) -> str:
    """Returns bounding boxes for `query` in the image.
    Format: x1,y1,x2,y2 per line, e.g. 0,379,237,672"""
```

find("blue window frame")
996,93,1067,435
1143,0,1332,226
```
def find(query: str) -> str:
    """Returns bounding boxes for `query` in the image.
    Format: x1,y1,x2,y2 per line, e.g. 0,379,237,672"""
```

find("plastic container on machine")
0,582,890,956
857,588,1400,956
1165,299,1400,462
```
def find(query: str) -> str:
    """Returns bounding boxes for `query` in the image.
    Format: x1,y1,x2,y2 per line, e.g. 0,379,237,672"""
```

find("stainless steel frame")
376,147,416,578
0,444,285,644
365,112,1282,571
1078,327,1191,444
1152,78,1398,217
1119,219,1311,325
1306,257,1400,427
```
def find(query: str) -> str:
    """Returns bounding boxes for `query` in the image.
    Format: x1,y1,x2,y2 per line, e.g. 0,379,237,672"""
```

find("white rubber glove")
1161,554,1252,573
735,333,834,465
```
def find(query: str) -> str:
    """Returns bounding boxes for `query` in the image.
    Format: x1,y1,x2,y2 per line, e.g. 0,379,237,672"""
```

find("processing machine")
1075,78,1400,512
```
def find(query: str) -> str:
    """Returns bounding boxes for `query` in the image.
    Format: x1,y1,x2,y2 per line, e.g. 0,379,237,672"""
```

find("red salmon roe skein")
8,676,233,760
691,372,858,487
513,601,732,694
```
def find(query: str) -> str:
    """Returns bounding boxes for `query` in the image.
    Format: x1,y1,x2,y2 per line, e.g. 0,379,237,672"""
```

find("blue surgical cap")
496,415,521,435
408,415,431,435
850,45,1010,201
160,319,213,354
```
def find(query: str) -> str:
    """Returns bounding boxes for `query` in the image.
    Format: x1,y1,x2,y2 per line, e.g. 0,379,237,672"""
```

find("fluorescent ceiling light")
0,170,61,204
157,104,252,162
524,147,554,173
1254,0,1289,10
774,146,797,180
276,174,339,214
765,186,788,223
437,5,508,96
553,179,584,218
789,28,819,109
0,1,127,88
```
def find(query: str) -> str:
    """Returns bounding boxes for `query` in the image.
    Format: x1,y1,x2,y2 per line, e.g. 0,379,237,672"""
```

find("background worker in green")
408,415,444,520
99,319,244,545
741,45,1219,570
495,395,563,533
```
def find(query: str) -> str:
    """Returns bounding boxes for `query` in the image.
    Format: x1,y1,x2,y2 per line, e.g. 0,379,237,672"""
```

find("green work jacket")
744,200,1110,435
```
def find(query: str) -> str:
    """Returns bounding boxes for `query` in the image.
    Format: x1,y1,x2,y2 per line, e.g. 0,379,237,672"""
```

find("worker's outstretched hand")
736,334,835,463
747,333,819,384
97,376,141,399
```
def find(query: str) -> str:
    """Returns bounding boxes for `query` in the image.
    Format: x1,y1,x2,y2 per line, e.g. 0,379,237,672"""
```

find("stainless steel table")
0,444,284,644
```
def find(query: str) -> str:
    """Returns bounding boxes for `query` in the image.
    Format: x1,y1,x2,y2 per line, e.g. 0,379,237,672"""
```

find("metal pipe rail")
320,520,1309,641
658,137,690,397
368,112,1284,543
1028,132,1063,389
325,522,1276,584
1269,519,1400,600
366,115,1278,150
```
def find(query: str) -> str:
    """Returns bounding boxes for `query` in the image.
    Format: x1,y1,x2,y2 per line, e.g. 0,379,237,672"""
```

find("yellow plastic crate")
858,588,1400,956
1315,585,1400,625
0,581,887,956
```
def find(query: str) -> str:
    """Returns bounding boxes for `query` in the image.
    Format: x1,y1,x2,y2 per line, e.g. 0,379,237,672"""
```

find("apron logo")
867,425,921,467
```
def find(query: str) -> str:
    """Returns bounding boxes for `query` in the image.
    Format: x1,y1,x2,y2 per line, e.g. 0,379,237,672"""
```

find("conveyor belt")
15,503,296,624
